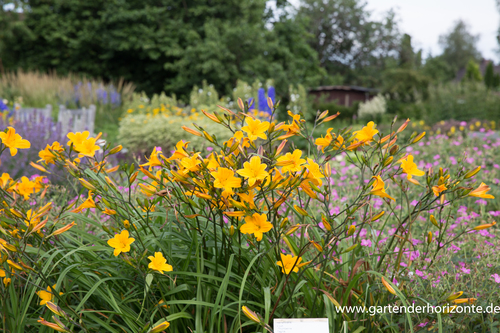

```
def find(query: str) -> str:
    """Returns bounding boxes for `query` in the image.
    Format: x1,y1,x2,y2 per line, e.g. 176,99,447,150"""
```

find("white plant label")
273,318,329,333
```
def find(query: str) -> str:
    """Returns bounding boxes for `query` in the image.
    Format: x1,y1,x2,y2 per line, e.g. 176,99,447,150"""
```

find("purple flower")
491,274,500,283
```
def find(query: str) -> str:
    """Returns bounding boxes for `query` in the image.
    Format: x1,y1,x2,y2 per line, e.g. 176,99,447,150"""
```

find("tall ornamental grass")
0,99,498,332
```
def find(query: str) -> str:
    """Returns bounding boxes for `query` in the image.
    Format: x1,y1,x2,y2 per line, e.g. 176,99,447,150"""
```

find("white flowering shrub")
358,94,387,119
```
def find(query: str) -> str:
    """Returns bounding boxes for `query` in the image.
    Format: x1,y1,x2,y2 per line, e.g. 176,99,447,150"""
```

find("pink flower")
460,267,471,274
361,239,372,247
415,270,427,279
491,274,500,283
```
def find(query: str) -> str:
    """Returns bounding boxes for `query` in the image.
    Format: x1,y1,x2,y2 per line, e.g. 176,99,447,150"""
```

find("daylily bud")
182,126,203,137
50,222,77,237
411,132,426,144
202,110,221,123
347,225,356,236
293,205,308,216
452,298,476,304
267,96,274,110
285,224,300,236
109,145,123,154
149,321,170,333
242,306,261,323
229,225,235,236
343,243,358,253
203,131,215,143
464,166,481,179
46,302,66,317
427,232,432,244
446,291,463,301
237,98,245,111
381,276,396,295
396,118,410,133
30,162,50,173
472,221,496,231
321,216,332,231
430,215,439,228
389,145,399,155
276,139,287,156
371,211,385,221
318,110,329,120
310,240,323,252
129,171,139,184
320,112,340,123
383,156,394,167
280,217,289,228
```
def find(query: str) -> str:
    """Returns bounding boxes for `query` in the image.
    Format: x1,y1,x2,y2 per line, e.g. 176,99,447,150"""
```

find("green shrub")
118,113,232,155
422,82,500,123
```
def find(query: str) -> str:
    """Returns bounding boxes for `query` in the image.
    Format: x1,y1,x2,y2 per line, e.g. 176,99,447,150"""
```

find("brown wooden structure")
308,85,378,107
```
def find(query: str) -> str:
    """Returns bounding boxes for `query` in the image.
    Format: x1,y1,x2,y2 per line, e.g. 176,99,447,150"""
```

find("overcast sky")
288,0,500,61
366,0,499,61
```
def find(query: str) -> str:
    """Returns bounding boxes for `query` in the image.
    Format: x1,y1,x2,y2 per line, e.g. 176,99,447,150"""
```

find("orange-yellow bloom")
315,128,334,152
304,158,324,186
148,252,173,274
74,137,100,157
141,147,163,170
180,153,201,174
400,155,425,179
276,253,303,274
468,182,495,199
353,121,379,143
38,145,57,164
107,230,135,256
432,184,447,197
370,176,395,201
211,167,241,195
72,191,96,213
0,127,31,156
276,149,306,173
0,173,12,188
167,141,189,161
67,131,89,146
240,213,273,241
237,156,269,186
241,117,269,141
36,284,62,306
16,176,42,200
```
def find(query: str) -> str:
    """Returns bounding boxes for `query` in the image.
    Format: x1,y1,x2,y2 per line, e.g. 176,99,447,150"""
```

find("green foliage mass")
118,113,232,156
422,82,500,123
0,0,324,99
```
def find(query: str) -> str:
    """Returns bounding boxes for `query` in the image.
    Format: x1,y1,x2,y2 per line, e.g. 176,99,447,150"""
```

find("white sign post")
273,318,329,333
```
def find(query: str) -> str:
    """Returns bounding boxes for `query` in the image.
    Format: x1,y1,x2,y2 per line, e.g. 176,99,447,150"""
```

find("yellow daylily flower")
36,284,62,306
148,252,173,274
211,167,241,195
276,253,303,274
400,155,425,179
370,176,395,201
237,156,269,186
276,149,306,173
67,131,89,146
468,182,495,199
107,230,135,256
353,121,378,143
241,117,269,141
240,213,273,241
0,127,31,156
